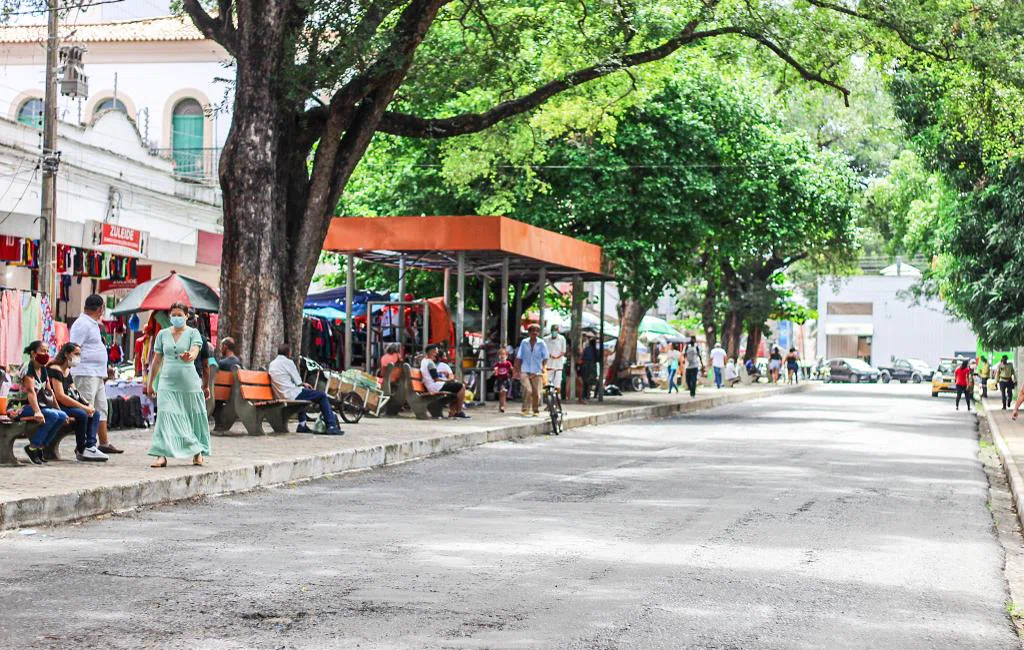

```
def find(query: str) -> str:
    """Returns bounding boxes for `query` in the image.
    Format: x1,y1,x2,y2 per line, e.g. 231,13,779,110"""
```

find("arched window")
17,98,43,128
96,97,128,113
171,98,204,176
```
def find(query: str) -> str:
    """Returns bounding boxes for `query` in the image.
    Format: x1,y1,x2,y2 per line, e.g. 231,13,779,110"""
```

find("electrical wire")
0,166,40,228
1,0,126,18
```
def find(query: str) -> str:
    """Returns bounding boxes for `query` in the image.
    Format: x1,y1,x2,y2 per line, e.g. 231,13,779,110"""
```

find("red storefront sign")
86,220,149,258
99,224,144,253
98,264,152,292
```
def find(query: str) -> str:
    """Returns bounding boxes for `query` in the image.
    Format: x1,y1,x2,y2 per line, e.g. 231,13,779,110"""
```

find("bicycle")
542,384,563,435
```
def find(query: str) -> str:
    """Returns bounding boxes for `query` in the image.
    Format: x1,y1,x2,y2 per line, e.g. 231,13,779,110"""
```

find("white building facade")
0,12,227,316
816,272,977,367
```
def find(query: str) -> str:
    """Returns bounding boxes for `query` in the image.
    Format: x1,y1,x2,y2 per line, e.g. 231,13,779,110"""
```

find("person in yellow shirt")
977,356,990,399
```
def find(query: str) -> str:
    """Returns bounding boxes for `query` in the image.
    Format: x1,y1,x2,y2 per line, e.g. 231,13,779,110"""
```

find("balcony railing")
150,147,221,185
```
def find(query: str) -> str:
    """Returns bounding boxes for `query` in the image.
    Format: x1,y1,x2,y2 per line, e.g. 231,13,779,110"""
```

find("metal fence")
151,147,221,185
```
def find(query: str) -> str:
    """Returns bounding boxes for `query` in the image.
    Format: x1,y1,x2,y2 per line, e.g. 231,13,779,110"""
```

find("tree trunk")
744,320,763,362
611,298,646,377
721,309,742,359
701,281,717,349
567,278,584,400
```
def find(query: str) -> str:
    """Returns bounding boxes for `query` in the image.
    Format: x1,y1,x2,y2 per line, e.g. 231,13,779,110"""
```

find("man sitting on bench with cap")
420,344,470,419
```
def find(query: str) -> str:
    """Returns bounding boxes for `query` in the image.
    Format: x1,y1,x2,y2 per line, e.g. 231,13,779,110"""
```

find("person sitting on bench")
268,343,343,435
744,358,763,382
420,345,469,419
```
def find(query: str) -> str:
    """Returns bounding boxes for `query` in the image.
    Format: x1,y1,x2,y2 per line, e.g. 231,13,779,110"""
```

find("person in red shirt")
493,347,514,413
954,359,973,412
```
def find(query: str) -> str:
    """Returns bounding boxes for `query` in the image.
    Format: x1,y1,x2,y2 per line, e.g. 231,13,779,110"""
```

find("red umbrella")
110,271,220,315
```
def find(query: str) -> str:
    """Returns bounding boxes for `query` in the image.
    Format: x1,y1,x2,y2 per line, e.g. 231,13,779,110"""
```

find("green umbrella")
638,315,685,342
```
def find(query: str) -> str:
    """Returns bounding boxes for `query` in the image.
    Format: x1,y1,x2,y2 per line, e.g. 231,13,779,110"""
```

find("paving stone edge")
1,383,810,531
981,404,1024,532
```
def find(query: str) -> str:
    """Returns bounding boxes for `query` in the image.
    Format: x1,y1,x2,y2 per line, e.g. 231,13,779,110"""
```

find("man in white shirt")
546,325,567,393
709,343,728,389
420,345,468,418
70,294,122,454
268,343,343,434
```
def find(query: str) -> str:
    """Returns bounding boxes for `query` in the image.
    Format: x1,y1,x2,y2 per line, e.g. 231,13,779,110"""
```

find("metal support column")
397,254,406,353
344,254,354,369
455,252,466,381
443,268,451,307
538,266,547,333
513,281,523,343
598,280,605,402
569,277,583,401
500,257,509,351
479,275,488,404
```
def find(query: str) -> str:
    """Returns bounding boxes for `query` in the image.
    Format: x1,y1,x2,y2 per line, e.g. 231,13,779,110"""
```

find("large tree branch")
377,21,731,137
182,0,238,54
804,0,953,62
377,21,854,137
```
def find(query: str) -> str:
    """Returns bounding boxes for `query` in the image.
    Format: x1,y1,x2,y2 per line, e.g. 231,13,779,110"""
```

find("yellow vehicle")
931,357,958,397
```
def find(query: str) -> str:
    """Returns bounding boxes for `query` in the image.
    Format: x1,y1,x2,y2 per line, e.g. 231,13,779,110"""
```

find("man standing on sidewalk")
683,336,704,398
709,342,727,389
516,324,549,417
70,295,123,455
546,324,567,394
977,355,990,399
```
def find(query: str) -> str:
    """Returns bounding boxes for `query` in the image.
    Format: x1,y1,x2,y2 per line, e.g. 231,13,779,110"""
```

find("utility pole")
38,0,59,298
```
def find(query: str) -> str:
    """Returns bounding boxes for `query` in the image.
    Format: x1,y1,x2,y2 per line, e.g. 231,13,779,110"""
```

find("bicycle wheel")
338,391,365,424
549,392,563,435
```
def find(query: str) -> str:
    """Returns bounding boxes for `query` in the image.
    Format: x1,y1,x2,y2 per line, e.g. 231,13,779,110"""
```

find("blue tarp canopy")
304,287,388,317
303,307,347,321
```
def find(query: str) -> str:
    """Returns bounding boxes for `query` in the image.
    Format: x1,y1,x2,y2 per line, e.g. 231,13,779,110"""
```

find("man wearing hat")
515,323,549,417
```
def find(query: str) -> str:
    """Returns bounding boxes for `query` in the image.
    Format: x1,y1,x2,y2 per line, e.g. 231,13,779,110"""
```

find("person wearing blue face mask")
145,301,211,468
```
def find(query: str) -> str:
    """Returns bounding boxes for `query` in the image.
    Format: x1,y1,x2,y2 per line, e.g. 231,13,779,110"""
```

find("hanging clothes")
0,290,23,365
39,293,56,355
20,292,41,353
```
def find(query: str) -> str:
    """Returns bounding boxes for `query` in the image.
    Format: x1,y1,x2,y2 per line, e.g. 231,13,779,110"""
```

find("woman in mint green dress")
145,302,210,467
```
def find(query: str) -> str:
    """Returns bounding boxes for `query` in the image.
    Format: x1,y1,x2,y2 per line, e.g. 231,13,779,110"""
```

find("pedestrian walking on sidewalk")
997,356,1017,410
145,302,211,468
977,355,990,399
47,343,106,462
709,343,727,389
768,347,783,384
954,359,973,412
786,348,800,385
666,344,681,393
17,341,68,465
493,347,513,412
683,337,703,398
516,324,549,416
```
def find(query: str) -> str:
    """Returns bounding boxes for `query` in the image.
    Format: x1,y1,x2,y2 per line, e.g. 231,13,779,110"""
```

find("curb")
981,404,1024,531
0,383,810,532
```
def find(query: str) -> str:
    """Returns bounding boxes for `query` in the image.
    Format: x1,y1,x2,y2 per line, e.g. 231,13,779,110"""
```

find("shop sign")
85,221,149,257
98,264,152,292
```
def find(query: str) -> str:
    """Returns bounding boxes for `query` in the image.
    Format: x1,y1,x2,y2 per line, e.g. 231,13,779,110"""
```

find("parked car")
931,357,959,397
878,357,932,384
825,358,881,383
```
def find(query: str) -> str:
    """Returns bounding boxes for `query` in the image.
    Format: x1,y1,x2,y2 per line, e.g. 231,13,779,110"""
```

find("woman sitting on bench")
48,342,107,462
19,340,69,465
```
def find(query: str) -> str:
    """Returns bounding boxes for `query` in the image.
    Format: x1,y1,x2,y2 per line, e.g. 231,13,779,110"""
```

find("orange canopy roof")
324,216,612,280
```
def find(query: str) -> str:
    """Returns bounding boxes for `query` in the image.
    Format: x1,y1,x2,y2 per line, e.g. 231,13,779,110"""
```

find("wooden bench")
209,370,239,433
1,414,77,466
228,368,312,436
392,363,454,420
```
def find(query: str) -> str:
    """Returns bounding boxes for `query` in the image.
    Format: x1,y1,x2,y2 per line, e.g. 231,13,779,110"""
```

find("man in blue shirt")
515,323,549,416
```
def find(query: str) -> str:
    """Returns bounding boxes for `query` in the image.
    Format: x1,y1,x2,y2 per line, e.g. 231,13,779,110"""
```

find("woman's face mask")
170,315,187,328
69,356,81,368
34,352,50,365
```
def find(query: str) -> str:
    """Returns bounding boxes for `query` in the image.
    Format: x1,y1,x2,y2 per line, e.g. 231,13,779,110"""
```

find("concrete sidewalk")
981,396,1024,530
0,383,808,531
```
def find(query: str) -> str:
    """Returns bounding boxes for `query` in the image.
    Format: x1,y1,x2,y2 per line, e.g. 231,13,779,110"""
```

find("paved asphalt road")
0,384,1017,650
